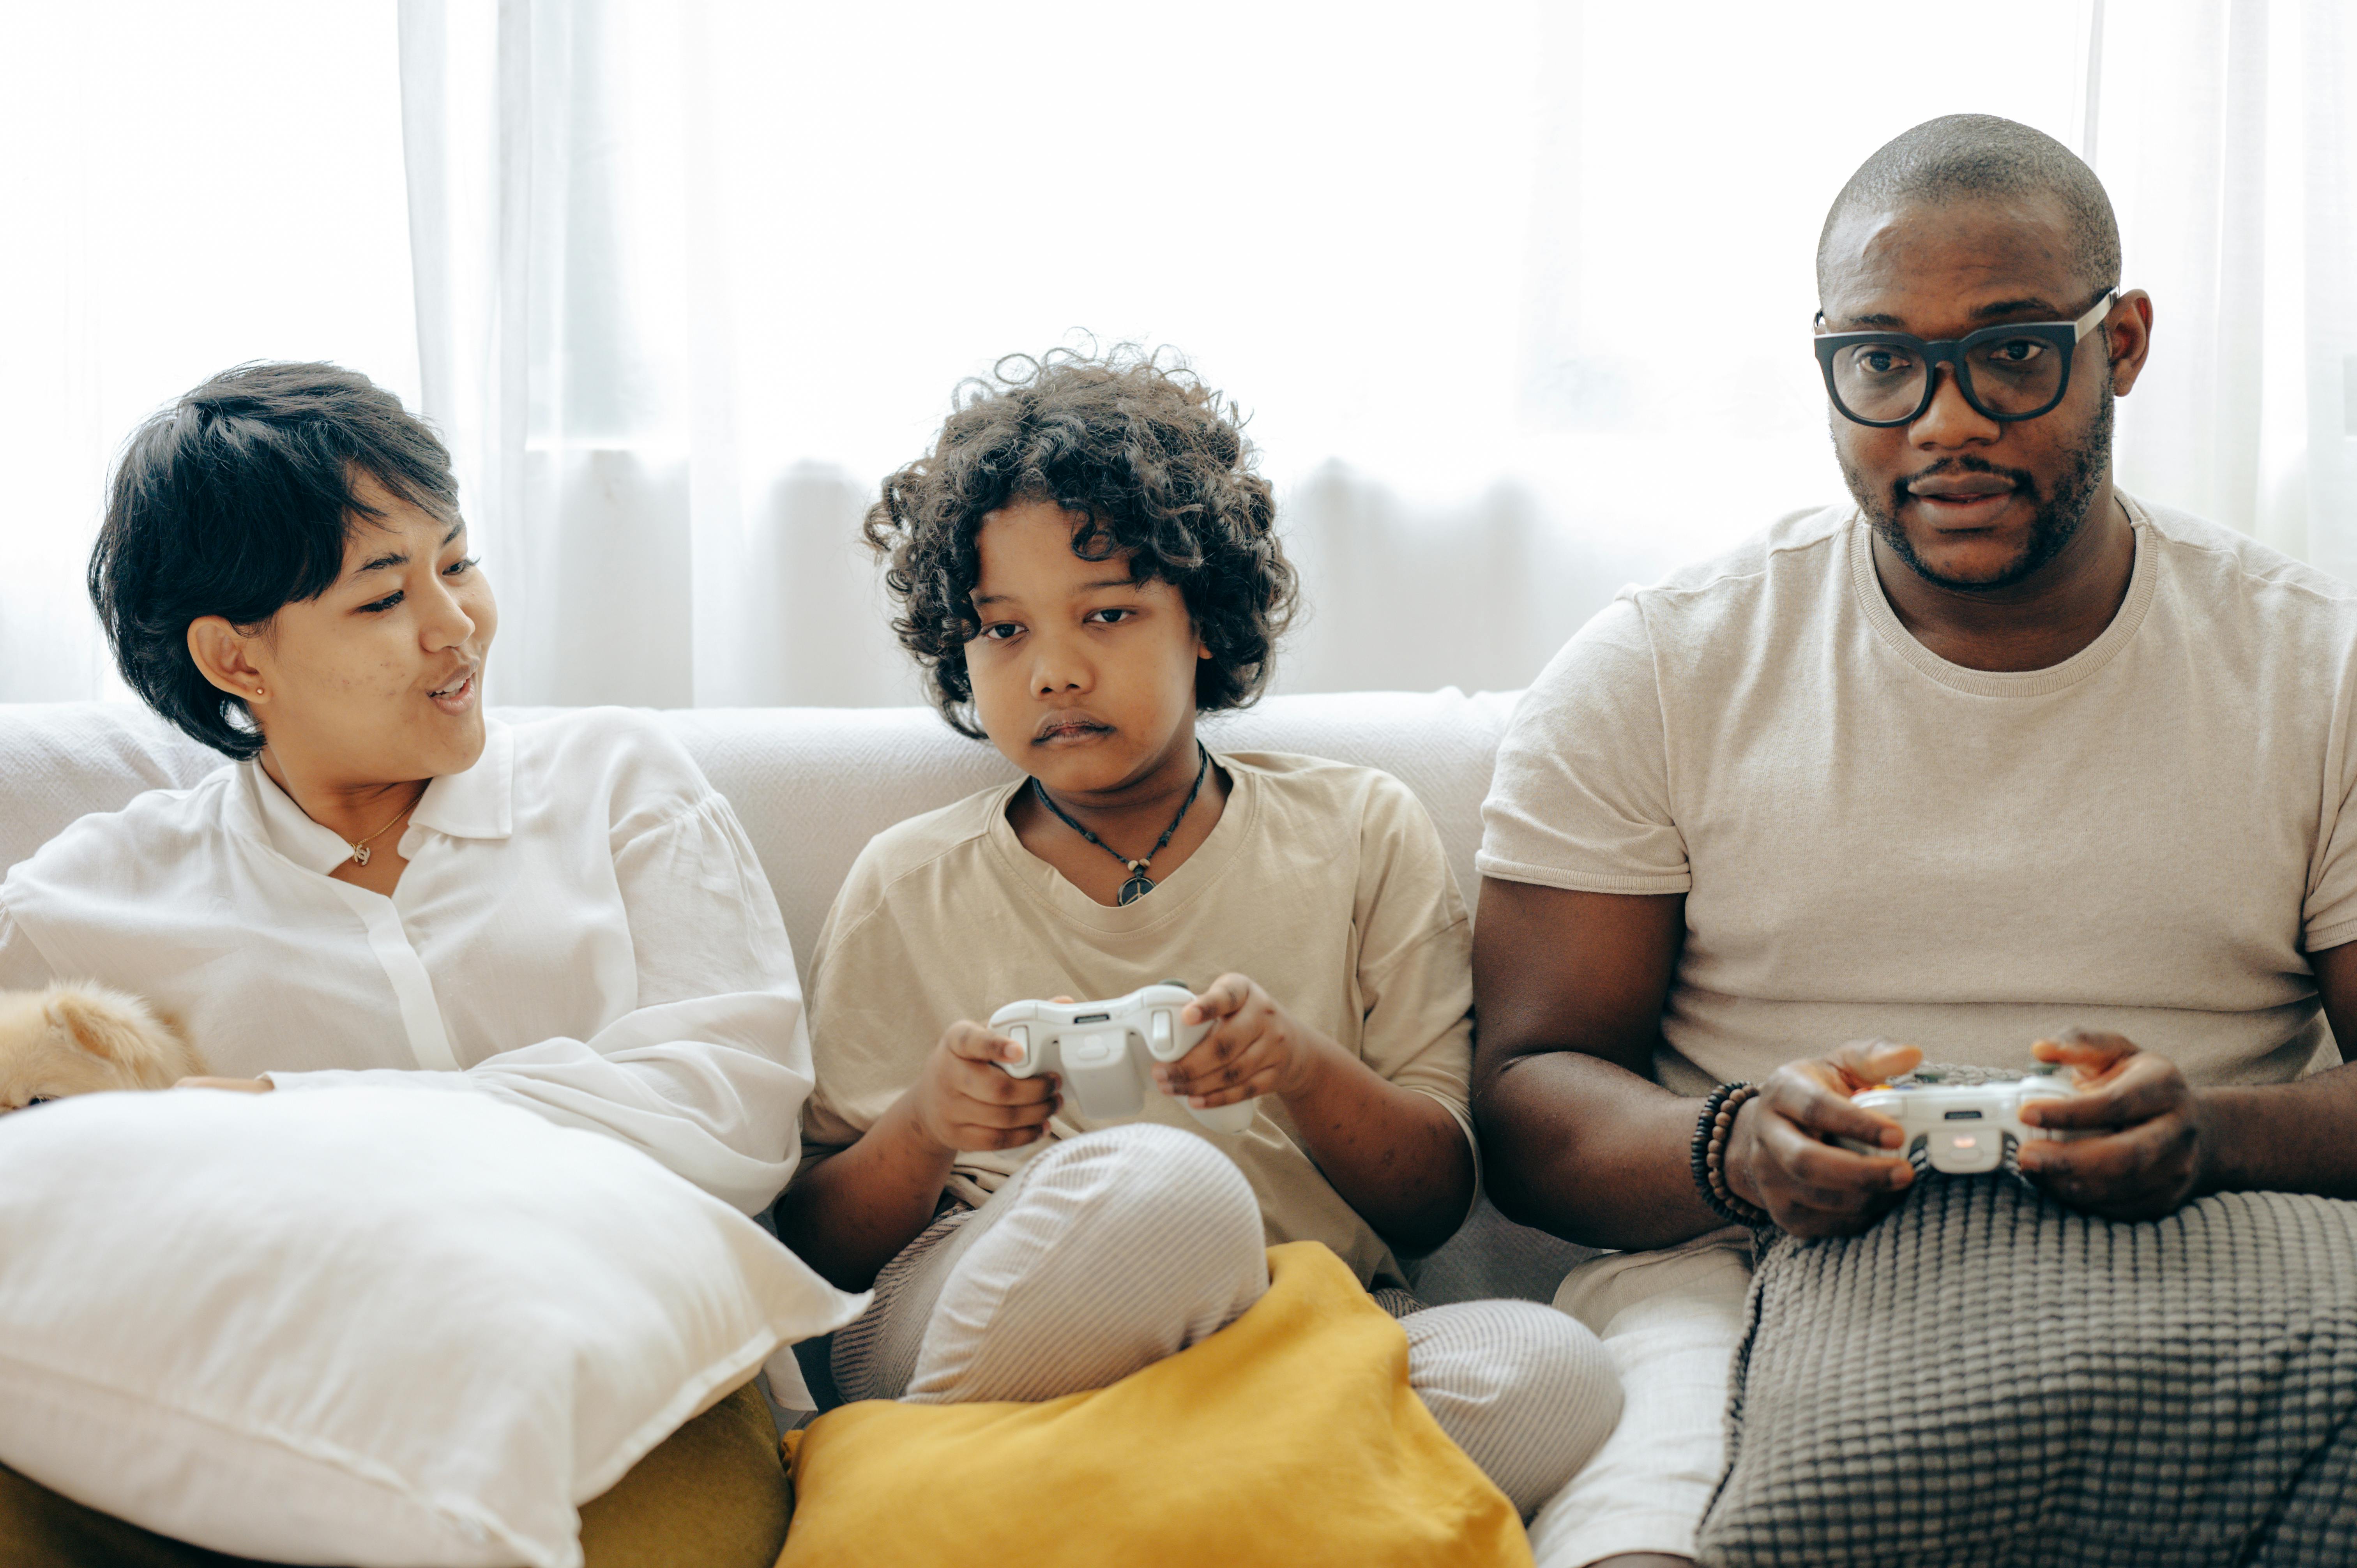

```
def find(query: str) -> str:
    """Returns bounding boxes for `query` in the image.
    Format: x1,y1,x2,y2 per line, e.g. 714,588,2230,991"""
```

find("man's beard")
1840,388,2114,593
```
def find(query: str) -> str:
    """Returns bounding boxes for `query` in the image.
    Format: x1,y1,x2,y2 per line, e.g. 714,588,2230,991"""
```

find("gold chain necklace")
344,787,424,867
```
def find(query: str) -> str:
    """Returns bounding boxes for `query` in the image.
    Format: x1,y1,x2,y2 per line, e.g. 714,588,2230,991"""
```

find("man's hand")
1723,1040,1921,1237
2016,1029,2207,1220
904,1021,1060,1156
174,1077,272,1093
1158,973,1335,1109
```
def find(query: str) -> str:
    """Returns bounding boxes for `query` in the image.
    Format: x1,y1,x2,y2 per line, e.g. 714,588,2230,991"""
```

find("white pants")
1523,1230,1755,1567
834,1124,1624,1518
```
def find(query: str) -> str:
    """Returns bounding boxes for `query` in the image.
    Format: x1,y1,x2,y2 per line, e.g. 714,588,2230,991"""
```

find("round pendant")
1118,873,1155,905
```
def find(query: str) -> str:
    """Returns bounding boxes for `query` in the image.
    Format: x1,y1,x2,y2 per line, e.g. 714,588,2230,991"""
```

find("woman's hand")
1159,973,1337,1109
175,1077,273,1093
903,1021,1060,1156
1722,1040,1919,1237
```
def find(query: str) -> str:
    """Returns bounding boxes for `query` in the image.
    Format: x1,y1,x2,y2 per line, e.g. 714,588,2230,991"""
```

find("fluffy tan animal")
0,984,203,1112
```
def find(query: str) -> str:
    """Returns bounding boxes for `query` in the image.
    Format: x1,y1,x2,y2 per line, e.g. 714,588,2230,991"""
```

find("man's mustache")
1892,456,2041,500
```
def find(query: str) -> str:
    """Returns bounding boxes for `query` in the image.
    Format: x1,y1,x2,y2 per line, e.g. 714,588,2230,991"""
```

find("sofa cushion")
0,703,222,867
779,1242,1530,1568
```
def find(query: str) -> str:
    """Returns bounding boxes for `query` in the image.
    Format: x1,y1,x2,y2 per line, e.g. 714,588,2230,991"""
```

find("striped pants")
831,1124,1622,1518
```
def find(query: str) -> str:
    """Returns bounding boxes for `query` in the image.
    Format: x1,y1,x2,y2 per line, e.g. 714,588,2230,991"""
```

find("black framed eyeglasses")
1812,291,2117,427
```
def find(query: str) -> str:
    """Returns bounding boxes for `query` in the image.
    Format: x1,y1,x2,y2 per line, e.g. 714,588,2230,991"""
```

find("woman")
0,362,813,1566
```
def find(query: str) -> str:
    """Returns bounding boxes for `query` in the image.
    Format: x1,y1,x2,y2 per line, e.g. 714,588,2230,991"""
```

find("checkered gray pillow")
1696,1175,2357,1568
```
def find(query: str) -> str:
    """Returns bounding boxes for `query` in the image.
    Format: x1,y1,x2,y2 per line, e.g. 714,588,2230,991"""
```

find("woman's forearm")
1280,1040,1476,1255
1477,1049,1725,1250
772,1096,957,1292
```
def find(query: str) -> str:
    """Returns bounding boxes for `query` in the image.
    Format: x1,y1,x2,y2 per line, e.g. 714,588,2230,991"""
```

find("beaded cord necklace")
1031,745,1211,905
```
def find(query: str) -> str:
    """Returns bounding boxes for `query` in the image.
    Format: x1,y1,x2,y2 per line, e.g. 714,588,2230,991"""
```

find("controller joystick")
990,984,1258,1135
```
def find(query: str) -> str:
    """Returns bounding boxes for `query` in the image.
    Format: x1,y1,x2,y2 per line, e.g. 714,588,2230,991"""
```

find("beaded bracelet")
1691,1081,1774,1229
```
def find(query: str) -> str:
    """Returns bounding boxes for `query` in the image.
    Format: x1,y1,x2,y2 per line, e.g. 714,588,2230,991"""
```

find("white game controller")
1838,1067,2086,1175
990,983,1258,1135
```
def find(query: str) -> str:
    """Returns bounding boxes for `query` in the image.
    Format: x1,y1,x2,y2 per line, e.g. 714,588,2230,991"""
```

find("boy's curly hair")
864,346,1298,737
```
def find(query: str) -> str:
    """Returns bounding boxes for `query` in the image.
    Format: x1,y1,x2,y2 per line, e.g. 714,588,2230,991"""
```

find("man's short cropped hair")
1816,114,2122,301
862,345,1299,737
87,362,461,759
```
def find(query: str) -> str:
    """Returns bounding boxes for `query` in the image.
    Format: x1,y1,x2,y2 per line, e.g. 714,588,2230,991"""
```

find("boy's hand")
905,1021,1060,1157
1158,973,1334,1110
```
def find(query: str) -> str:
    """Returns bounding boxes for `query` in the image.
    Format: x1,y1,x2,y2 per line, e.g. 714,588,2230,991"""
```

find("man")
1474,113,2357,1568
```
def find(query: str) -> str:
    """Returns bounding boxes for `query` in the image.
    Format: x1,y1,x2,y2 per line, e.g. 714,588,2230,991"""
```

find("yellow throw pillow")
777,1241,1531,1568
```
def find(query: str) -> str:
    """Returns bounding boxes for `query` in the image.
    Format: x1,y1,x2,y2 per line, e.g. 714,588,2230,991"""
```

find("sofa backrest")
0,692,1597,1305
0,691,1522,965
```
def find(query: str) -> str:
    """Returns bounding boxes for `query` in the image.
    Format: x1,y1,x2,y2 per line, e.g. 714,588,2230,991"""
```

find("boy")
775,348,1617,1516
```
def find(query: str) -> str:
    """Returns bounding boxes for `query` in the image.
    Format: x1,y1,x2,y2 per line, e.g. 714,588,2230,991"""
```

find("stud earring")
251,686,265,700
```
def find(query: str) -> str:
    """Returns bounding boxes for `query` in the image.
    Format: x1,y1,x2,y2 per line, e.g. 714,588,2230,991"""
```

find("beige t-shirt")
1479,495,2357,1094
802,751,1477,1289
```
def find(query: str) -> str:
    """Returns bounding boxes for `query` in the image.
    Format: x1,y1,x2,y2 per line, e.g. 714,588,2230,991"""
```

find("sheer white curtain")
2,3,2350,708
0,3,415,705
2093,0,2357,581
390,0,2357,710
396,0,903,709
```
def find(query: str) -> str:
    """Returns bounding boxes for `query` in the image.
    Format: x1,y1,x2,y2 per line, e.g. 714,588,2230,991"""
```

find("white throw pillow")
0,1086,867,1568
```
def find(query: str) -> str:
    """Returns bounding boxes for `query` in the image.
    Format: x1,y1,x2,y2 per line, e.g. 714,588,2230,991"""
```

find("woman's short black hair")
864,346,1297,737
88,362,460,759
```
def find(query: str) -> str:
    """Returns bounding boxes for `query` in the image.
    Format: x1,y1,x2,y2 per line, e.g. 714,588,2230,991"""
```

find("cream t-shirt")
1479,495,2357,1094
801,752,1477,1289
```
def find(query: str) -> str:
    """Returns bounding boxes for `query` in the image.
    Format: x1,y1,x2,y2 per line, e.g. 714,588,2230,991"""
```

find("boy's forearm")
772,1098,957,1292
1278,1038,1477,1255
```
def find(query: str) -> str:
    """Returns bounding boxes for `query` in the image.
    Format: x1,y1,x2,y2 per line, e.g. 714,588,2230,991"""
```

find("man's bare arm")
2200,940,2357,1198
2015,944,2357,1215
1470,878,1724,1250
1473,877,1921,1248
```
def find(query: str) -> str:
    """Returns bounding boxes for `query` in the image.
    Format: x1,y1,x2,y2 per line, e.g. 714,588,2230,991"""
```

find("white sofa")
0,692,1597,1313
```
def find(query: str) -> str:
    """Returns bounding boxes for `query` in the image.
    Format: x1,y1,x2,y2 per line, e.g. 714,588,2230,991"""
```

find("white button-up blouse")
0,710,810,1213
